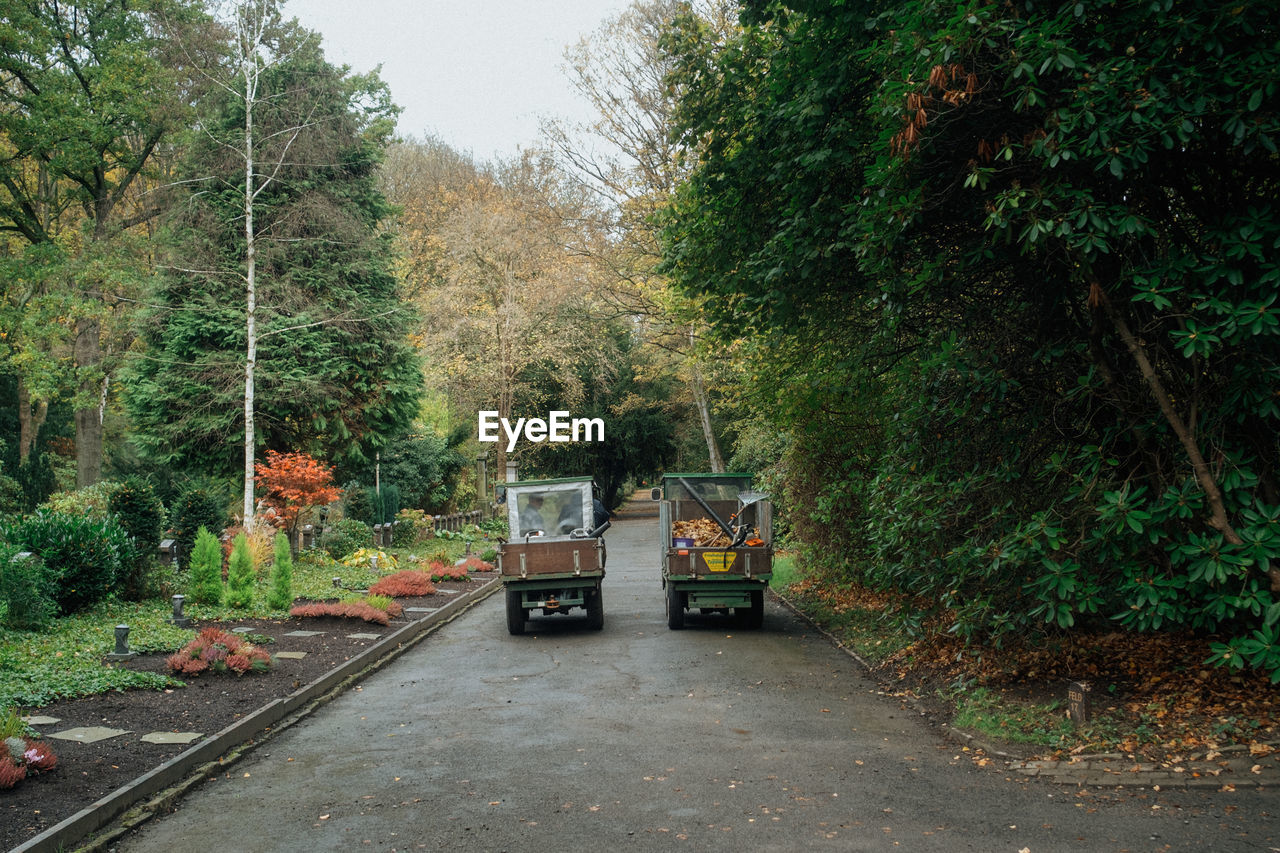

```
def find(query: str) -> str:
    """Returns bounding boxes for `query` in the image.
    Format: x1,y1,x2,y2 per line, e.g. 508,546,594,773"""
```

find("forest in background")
2,0,1278,682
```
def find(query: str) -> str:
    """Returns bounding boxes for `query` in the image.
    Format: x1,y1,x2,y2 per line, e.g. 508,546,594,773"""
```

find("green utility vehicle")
655,472,773,630
498,477,609,635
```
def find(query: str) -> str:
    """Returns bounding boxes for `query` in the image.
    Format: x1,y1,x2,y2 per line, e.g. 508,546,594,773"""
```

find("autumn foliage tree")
254,451,341,541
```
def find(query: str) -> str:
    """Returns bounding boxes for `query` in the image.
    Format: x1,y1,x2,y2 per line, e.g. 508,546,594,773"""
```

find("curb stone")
11,578,501,853
773,591,1278,789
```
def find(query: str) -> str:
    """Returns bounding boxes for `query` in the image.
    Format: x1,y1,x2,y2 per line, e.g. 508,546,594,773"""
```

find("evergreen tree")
124,6,421,488
225,532,255,609
266,531,293,611
188,526,224,607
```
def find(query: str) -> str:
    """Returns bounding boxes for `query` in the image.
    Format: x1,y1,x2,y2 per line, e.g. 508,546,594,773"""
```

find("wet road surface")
114,504,1277,851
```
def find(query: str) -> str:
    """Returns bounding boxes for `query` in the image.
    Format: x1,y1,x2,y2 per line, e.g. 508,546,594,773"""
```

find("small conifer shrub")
225,532,254,608
266,532,293,611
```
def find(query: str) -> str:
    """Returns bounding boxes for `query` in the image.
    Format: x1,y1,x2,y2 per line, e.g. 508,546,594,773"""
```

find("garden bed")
0,575,497,851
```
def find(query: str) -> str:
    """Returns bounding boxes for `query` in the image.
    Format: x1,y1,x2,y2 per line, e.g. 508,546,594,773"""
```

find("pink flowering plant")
1,734,57,790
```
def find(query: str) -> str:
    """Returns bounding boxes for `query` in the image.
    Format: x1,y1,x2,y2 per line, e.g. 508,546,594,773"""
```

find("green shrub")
0,545,55,631
108,477,165,555
188,526,224,606
169,483,229,569
4,511,130,614
266,531,293,611
377,483,400,525
320,517,372,560
341,481,375,525
39,481,116,520
225,532,254,609
0,474,23,518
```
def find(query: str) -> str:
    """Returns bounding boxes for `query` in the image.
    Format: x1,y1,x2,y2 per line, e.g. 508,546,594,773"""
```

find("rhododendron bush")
167,627,272,676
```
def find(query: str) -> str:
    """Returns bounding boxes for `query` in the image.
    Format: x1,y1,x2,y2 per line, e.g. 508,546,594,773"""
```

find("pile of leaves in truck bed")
673,518,732,547
783,576,1279,761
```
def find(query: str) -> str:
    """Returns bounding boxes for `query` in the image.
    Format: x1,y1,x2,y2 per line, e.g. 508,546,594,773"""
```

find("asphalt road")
114,505,1277,852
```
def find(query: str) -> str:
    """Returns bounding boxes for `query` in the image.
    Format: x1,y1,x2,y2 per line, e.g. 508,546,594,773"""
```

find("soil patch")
1,576,496,851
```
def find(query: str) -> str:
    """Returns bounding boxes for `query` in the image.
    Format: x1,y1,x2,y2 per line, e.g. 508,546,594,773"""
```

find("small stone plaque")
48,726,130,743
405,606,436,613
22,715,61,726
1068,680,1092,725
283,630,326,637
141,731,204,745
274,651,308,660
347,632,381,640
231,627,255,633
436,588,460,595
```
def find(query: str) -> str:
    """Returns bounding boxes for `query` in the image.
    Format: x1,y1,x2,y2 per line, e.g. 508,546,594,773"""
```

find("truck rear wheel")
666,584,685,630
505,588,526,635
743,589,764,630
586,587,604,630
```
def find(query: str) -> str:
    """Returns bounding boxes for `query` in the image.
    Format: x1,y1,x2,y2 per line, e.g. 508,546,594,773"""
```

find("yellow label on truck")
702,552,737,573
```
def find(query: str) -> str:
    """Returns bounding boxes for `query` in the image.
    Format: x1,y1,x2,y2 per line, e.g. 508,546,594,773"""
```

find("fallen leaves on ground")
787,577,1279,762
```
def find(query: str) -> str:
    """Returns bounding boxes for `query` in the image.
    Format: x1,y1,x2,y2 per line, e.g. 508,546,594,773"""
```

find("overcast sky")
284,0,631,162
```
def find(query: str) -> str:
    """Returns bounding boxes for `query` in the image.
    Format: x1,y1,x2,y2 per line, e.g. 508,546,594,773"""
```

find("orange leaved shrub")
167,627,272,676
369,570,437,598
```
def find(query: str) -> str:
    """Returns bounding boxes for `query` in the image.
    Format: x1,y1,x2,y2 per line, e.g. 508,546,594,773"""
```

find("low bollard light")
170,594,191,628
106,624,136,662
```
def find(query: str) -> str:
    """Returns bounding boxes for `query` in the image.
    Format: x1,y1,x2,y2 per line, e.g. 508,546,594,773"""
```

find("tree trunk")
688,327,724,472
74,317,103,487
1090,288,1277,589
16,377,48,464
242,60,258,532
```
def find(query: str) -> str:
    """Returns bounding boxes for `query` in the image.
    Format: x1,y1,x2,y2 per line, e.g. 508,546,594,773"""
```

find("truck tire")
666,584,685,630
744,589,764,630
505,587,526,635
586,587,604,631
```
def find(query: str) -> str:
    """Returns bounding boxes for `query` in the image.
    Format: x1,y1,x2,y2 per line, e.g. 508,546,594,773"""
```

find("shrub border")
13,577,501,853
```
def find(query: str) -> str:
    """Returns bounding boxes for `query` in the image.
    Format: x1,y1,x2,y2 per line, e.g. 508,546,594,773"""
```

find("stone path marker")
22,716,61,727
47,727,130,743
405,606,436,613
282,630,326,637
274,651,308,660
347,632,381,640
231,627,255,634
436,588,460,595
140,732,204,745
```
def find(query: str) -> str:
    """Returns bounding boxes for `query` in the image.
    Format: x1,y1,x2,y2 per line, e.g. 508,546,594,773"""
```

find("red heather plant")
428,562,469,582
459,556,495,573
369,570,437,598
0,759,24,790
290,599,403,625
167,627,271,676
0,736,57,790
